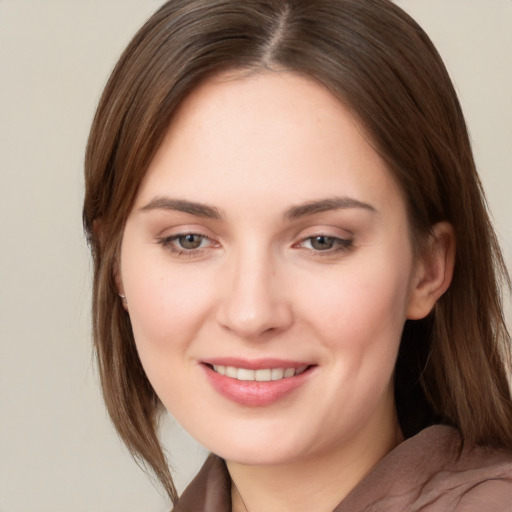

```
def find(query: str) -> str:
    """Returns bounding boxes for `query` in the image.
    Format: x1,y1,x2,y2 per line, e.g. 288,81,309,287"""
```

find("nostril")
215,268,293,338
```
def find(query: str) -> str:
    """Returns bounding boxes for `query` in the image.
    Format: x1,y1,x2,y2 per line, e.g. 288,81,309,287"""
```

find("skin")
118,71,454,512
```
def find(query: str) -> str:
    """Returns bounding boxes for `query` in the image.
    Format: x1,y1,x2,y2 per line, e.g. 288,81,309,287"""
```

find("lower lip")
202,364,313,407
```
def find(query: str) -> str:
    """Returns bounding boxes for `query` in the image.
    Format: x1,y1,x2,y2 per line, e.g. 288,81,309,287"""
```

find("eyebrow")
139,195,376,221
139,197,223,220
283,196,376,220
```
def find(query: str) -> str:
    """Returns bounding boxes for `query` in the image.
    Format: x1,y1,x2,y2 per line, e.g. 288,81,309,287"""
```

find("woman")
83,0,512,510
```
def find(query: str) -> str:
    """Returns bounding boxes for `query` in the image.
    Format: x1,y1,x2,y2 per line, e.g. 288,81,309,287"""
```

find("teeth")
271,368,284,380
284,368,295,378
237,368,255,381
255,369,271,381
226,366,237,378
214,365,226,376
212,365,308,381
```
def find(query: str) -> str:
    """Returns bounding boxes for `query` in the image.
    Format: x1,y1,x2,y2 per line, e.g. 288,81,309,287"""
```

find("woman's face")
119,71,422,467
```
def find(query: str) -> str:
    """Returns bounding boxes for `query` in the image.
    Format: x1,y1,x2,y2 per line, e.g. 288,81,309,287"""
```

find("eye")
157,232,218,256
175,233,206,250
309,235,337,251
297,235,353,254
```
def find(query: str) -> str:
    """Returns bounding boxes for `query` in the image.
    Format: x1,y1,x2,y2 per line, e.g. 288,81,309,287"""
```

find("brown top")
173,426,512,512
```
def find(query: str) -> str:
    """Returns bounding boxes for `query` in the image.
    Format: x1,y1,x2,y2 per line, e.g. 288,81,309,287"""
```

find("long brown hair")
83,0,512,502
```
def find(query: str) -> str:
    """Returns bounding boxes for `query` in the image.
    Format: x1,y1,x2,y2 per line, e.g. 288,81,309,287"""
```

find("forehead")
134,70,405,220
167,70,367,156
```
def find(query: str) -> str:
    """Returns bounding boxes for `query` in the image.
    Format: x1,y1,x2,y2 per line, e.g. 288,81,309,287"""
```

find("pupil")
312,236,334,250
179,234,202,249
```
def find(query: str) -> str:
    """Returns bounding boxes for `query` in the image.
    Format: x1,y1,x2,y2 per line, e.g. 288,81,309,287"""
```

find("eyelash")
156,233,217,257
157,232,353,259
294,235,354,256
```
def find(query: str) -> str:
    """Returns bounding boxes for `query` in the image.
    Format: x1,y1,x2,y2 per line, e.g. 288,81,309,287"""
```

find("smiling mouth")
203,362,314,406
210,365,309,382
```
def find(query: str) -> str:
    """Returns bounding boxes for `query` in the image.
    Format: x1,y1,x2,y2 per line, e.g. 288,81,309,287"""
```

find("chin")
217,444,301,467
197,426,313,467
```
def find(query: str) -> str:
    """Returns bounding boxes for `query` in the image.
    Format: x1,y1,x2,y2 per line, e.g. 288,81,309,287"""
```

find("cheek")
300,254,413,359
120,259,213,405
122,244,214,345
130,278,201,343
303,260,411,423
125,270,207,411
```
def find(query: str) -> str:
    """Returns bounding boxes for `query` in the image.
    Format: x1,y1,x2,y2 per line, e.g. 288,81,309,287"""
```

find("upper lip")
202,357,314,370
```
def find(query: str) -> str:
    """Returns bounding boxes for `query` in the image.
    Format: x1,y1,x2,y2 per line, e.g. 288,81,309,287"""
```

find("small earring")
118,293,128,304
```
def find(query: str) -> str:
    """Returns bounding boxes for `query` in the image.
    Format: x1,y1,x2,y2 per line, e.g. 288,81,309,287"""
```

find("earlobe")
406,222,456,320
118,293,129,309
95,220,129,311
113,252,129,311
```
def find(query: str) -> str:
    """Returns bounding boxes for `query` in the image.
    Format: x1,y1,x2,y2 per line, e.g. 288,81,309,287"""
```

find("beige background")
0,1,510,511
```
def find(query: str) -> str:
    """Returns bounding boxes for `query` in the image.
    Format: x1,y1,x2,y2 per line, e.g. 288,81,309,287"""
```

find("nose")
216,247,293,339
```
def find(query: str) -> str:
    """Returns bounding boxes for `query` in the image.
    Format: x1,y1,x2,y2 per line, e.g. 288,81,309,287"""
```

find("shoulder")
428,430,512,512
453,479,512,512
336,425,512,512
172,454,231,512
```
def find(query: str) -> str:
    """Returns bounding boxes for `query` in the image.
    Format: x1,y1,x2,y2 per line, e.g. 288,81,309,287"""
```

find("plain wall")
0,1,510,511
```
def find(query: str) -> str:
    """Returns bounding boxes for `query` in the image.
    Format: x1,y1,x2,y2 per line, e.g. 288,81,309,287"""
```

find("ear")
94,219,129,311
113,256,129,311
406,222,455,320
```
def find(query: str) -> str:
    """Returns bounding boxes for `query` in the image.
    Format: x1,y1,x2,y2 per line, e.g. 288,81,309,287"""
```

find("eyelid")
156,231,220,257
292,231,355,256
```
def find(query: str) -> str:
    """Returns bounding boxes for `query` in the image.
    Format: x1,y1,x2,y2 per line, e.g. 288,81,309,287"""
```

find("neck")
227,413,402,512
